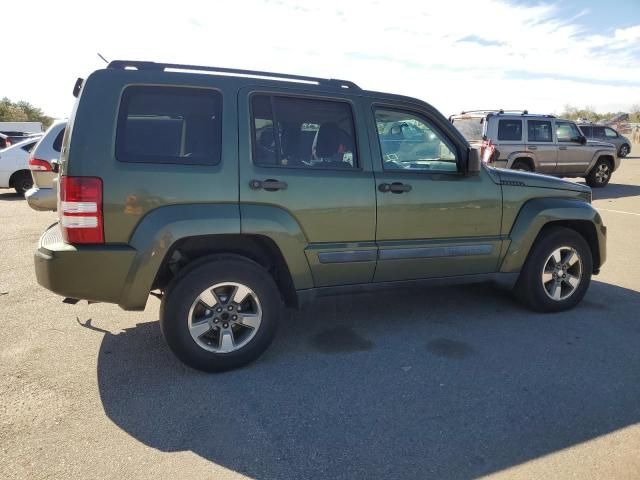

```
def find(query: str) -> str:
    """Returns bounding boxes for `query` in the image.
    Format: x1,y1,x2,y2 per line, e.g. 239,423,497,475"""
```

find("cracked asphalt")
1,146,639,479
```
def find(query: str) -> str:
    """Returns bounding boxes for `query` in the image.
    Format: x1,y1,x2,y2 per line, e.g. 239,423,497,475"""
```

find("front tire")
160,256,281,372
586,159,612,187
515,226,592,312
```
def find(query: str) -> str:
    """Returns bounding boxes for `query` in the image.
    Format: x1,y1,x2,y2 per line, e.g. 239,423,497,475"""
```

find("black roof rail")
107,60,361,90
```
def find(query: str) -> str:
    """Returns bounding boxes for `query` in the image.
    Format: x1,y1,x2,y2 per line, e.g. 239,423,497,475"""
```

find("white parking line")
598,208,640,217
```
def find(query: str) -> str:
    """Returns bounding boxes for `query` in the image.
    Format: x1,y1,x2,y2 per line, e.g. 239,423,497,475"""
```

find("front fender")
119,204,240,310
586,150,619,173
500,198,605,273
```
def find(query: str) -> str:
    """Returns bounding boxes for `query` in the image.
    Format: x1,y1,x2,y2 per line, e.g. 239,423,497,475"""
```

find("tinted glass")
527,120,553,142
52,128,65,152
592,126,606,137
251,94,357,169
579,125,592,136
116,86,222,165
21,141,37,153
375,109,457,172
556,122,582,143
498,119,522,141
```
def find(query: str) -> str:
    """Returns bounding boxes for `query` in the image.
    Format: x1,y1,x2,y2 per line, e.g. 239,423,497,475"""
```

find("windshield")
452,117,484,141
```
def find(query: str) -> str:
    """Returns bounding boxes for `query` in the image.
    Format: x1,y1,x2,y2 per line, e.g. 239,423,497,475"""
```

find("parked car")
450,110,619,187
1,132,42,149
0,137,41,194
578,124,631,158
25,120,66,211
35,61,606,372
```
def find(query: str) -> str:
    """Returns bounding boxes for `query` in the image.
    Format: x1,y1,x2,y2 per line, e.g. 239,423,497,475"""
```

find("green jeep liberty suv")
34,60,607,372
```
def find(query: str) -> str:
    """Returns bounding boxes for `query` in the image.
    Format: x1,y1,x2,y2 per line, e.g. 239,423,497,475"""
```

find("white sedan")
0,137,41,195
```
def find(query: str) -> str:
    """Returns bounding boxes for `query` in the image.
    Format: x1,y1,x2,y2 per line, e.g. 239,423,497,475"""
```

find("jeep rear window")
451,117,484,141
116,86,222,165
497,119,522,141
251,94,357,169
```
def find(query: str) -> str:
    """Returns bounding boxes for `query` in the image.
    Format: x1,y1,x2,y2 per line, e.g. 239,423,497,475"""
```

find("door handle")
379,182,412,193
527,145,538,150
249,179,288,191
559,146,567,150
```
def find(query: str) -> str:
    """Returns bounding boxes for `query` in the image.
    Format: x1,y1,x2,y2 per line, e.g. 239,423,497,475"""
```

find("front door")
238,88,377,287
555,121,591,174
366,102,503,282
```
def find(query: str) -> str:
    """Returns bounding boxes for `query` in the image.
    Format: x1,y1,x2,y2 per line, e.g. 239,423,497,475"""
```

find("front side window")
375,109,457,172
527,120,553,142
251,94,357,169
556,122,582,143
116,86,222,165
498,119,522,141
605,127,618,138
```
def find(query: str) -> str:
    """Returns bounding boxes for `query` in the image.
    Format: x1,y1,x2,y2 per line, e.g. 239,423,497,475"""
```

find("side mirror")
579,135,587,145
467,148,481,175
51,159,60,173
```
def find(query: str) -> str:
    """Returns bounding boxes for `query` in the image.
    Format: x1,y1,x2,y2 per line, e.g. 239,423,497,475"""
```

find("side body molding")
500,198,605,273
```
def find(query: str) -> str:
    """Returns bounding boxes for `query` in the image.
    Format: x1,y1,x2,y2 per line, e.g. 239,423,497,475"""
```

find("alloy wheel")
188,282,262,353
594,163,610,184
541,247,582,301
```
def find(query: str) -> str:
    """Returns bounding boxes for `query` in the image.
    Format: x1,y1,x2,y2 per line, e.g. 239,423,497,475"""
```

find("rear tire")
160,256,281,372
13,171,33,196
515,226,592,313
511,160,533,172
585,158,612,187
618,144,630,158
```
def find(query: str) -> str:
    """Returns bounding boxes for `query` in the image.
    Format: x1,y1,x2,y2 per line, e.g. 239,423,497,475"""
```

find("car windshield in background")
451,117,484,141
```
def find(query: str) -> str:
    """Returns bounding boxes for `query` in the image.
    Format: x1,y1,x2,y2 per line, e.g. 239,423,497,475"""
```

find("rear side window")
579,126,592,136
116,86,222,165
21,142,37,153
251,94,357,169
497,119,522,141
527,120,553,142
53,128,65,152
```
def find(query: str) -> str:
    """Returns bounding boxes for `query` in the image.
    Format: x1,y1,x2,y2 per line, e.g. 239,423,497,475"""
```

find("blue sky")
2,0,639,118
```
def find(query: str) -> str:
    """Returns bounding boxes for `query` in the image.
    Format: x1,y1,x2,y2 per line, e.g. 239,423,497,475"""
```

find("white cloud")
1,0,638,118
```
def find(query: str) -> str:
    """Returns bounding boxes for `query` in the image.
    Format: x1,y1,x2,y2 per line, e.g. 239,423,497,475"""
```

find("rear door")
238,87,377,287
555,121,591,174
524,119,557,173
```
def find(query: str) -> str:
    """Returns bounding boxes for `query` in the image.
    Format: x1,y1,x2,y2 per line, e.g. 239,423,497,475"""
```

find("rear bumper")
25,187,57,211
34,223,138,306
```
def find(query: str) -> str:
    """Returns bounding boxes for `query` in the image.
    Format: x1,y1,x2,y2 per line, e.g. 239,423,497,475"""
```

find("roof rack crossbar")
107,60,361,90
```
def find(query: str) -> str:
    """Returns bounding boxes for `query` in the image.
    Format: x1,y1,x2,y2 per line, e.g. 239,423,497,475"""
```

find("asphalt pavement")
1,146,640,480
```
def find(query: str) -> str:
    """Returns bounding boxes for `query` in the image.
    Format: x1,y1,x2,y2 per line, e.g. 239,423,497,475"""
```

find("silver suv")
450,110,619,187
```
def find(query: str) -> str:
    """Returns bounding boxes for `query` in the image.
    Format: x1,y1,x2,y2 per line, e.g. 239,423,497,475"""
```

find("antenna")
97,53,109,64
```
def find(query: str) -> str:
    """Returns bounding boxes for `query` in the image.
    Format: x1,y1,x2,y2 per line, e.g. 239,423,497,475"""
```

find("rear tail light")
29,157,52,171
59,176,104,244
